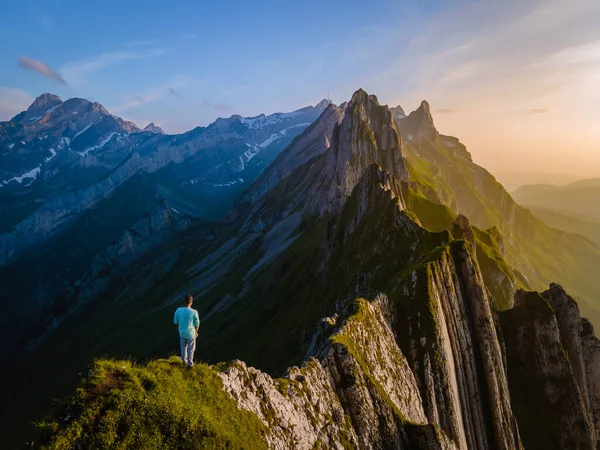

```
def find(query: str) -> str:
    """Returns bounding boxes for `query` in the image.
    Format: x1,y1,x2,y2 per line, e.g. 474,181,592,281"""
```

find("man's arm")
194,311,200,337
174,310,179,326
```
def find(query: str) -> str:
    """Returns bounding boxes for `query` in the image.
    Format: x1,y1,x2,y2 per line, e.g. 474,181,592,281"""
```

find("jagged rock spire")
306,88,408,215
398,99,439,142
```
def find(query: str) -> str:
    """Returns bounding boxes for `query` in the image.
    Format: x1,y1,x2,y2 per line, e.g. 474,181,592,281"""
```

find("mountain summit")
143,122,165,134
397,99,439,142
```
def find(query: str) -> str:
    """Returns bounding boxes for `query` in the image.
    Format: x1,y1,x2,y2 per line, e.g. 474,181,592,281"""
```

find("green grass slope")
524,206,600,247
34,357,267,450
400,137,600,328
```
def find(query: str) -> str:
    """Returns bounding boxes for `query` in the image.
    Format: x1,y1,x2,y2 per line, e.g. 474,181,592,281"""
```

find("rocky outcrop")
220,294,456,450
218,227,600,450
500,290,596,449
581,318,600,445
306,89,408,215
395,240,521,450
397,100,439,143
541,284,600,446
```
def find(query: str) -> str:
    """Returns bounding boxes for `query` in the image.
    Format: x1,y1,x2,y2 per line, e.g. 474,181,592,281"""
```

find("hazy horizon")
2,0,599,178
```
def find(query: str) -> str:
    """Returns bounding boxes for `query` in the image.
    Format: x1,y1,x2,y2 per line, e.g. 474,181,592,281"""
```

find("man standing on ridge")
174,295,200,368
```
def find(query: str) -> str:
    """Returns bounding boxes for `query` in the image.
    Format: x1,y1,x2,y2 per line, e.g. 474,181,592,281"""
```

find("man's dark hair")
185,295,193,306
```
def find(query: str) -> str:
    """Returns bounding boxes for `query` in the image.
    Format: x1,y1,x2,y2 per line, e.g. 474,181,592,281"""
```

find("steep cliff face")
395,241,521,450
500,290,595,449
496,283,600,450
219,294,456,450
305,89,408,216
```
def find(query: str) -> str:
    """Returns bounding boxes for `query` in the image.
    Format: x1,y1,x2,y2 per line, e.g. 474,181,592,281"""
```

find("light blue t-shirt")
174,307,200,340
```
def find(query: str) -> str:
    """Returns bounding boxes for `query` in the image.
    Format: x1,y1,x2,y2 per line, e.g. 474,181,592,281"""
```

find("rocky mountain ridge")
4,89,600,450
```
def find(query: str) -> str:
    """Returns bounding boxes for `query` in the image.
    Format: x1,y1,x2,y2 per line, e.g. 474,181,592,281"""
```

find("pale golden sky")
377,0,600,177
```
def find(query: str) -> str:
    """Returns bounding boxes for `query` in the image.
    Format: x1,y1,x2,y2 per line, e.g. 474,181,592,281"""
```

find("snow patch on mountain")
213,180,238,187
243,123,311,163
45,105,60,116
77,132,123,157
240,111,302,129
44,148,57,162
444,141,456,148
72,123,94,141
1,167,41,187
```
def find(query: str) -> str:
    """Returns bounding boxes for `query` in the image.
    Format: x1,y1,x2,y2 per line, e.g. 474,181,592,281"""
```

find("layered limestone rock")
395,241,521,450
307,89,408,215
219,294,456,450
236,91,411,236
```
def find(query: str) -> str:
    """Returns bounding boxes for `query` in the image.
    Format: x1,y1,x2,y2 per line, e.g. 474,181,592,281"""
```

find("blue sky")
2,0,600,176
0,0,444,130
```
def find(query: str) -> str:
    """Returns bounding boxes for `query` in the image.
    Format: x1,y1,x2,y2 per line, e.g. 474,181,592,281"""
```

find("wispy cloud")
60,48,164,84
112,90,165,112
435,109,464,114
202,100,233,112
17,56,65,84
111,74,200,113
0,87,34,120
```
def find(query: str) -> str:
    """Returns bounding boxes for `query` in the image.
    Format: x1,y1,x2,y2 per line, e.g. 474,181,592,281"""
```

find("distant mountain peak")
315,99,332,109
29,93,62,111
350,88,374,106
143,123,165,134
14,93,64,123
298,88,407,215
391,105,406,118
397,99,439,142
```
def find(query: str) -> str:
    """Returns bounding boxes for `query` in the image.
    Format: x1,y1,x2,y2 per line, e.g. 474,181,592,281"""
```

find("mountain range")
0,93,329,363
491,170,587,192
512,178,600,222
2,89,600,449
